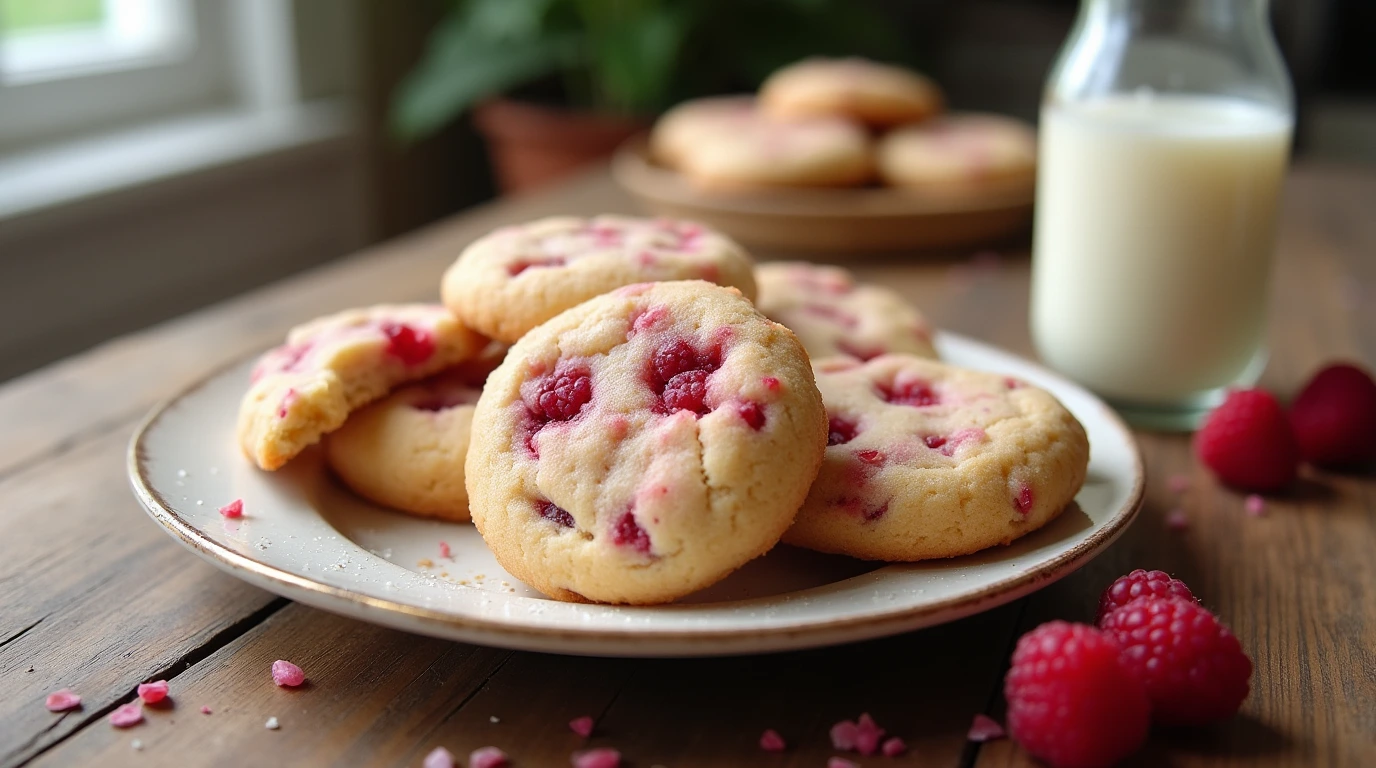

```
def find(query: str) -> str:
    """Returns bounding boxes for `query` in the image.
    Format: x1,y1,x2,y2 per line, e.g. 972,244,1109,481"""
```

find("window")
1,0,193,84
0,0,265,152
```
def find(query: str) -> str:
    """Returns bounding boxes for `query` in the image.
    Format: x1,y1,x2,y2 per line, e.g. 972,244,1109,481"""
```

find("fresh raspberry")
966,714,1005,742
1101,598,1252,726
1095,569,1195,624
529,364,593,422
1289,363,1376,468
1004,621,1150,768
649,339,718,387
659,370,710,415
878,379,940,407
827,416,859,445
1194,388,1299,491
381,323,435,365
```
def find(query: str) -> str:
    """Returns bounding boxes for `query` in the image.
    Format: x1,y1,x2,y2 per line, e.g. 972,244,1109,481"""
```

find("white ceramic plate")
129,332,1143,657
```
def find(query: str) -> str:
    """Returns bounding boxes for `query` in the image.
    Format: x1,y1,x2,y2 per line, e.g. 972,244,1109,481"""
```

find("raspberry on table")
1194,388,1299,491
271,659,306,687
1289,362,1376,468
1096,569,1196,624
1101,597,1253,726
1004,621,1150,768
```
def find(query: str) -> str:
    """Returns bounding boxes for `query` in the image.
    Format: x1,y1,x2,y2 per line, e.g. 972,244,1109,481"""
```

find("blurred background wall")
0,0,1370,382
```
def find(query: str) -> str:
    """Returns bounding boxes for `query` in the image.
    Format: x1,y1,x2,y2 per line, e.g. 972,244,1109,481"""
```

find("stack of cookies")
237,215,1088,605
650,57,1037,195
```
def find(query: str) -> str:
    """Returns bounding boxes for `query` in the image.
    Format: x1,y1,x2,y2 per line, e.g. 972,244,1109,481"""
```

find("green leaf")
390,17,581,141
463,0,556,40
585,3,689,112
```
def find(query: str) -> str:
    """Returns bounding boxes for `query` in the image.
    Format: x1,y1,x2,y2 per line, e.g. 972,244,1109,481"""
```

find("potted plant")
391,0,905,193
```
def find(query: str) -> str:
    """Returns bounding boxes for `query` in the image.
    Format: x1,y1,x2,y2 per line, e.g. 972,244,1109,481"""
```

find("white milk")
1031,95,1292,403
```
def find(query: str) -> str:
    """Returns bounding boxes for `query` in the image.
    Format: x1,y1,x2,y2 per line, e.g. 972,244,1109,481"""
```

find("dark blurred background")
0,0,1370,381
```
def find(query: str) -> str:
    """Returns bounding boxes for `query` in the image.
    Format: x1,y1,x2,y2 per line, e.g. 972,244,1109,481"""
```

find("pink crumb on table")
1168,474,1191,493
881,736,908,756
1245,494,1267,516
569,715,594,737
44,689,81,712
137,680,169,704
759,728,786,752
853,713,886,756
967,714,1006,742
218,499,244,519
469,746,509,768
571,747,621,768
1166,509,1191,531
438,541,452,559
109,701,143,727
828,758,860,768
830,719,860,750
271,659,305,687
422,746,456,768
200,706,212,715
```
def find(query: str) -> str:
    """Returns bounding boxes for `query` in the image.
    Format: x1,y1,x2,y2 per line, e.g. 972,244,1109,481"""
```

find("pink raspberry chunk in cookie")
465,281,826,605
784,355,1089,561
238,304,487,471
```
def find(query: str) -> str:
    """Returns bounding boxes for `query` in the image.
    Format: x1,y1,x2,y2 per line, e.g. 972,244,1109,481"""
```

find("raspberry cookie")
442,216,757,343
238,304,487,471
760,57,944,128
755,262,937,362
784,355,1089,561
649,95,757,169
877,113,1036,192
466,280,828,604
674,110,874,188
325,357,501,521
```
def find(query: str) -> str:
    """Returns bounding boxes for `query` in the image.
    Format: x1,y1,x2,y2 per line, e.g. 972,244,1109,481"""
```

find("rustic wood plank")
0,424,282,766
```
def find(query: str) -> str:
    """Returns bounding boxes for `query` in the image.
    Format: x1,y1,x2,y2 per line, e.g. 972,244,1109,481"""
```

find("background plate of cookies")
613,57,1037,254
129,214,1143,658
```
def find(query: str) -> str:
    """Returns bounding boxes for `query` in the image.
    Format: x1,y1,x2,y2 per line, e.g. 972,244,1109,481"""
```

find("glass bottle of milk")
1030,0,1293,430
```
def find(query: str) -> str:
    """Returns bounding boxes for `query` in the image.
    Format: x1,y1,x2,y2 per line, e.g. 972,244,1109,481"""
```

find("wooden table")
2,164,1373,768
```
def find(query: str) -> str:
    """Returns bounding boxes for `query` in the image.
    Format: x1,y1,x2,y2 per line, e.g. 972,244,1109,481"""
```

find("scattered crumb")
1245,494,1266,517
440,572,449,578
759,728,786,752
501,582,510,587
569,715,594,738
458,580,471,586
265,717,280,730
489,715,500,723
571,748,621,768
1166,509,1190,531
881,736,907,756
137,680,169,704
200,706,212,715
44,689,81,712
418,558,434,568
271,660,306,688
423,747,456,768
469,746,509,768
828,758,860,768
218,499,244,519
439,541,452,559
109,701,144,728
131,739,143,751
967,713,1006,742
26,667,34,673
1167,474,1190,493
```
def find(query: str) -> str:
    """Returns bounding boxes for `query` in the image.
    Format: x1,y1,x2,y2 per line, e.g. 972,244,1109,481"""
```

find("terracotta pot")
474,99,648,194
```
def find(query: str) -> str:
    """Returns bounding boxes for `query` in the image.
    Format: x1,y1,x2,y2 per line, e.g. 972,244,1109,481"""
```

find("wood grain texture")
1,164,1373,767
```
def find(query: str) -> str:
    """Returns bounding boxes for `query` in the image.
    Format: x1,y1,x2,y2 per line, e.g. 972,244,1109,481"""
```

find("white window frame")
0,0,301,153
